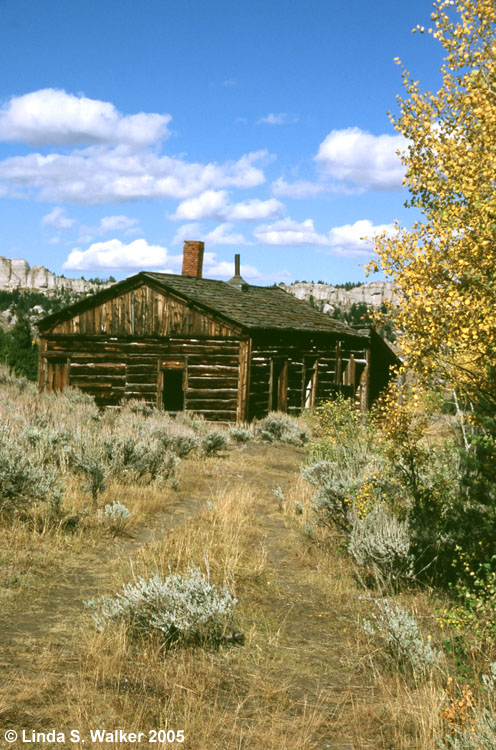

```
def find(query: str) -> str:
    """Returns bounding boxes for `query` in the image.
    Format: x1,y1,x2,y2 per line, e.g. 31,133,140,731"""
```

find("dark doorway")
270,358,288,412
162,368,185,412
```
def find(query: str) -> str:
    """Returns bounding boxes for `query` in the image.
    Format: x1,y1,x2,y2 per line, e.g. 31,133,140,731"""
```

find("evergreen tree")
5,318,38,381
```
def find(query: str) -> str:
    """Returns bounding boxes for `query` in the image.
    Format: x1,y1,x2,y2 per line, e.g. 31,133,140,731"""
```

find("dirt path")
0,444,304,667
1,443,368,748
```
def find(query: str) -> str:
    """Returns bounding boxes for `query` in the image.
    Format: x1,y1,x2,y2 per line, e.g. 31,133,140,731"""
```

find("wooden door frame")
157,357,187,410
302,357,318,409
269,357,288,413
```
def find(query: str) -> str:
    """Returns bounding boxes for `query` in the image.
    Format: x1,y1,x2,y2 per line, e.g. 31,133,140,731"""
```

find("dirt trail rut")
1,443,365,749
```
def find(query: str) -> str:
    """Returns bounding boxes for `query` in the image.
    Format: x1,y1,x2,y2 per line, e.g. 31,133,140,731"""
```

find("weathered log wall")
39,334,242,419
248,334,369,419
48,283,241,339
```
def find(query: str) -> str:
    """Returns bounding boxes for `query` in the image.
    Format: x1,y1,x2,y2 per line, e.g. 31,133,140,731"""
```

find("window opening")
303,358,318,408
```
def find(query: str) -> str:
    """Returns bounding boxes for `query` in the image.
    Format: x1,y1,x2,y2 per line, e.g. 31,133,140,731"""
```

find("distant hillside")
0,255,114,333
279,280,398,314
280,280,398,341
0,256,112,294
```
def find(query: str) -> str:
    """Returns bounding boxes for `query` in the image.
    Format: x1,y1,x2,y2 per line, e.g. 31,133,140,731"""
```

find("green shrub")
0,429,62,518
97,501,131,535
437,553,496,645
72,451,107,503
103,435,180,483
256,412,310,446
201,430,229,456
228,427,253,444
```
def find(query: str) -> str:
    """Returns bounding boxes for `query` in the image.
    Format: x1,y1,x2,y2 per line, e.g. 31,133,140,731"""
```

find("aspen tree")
372,0,496,405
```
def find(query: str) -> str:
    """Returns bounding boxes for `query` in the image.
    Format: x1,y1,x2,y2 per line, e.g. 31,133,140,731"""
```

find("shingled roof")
38,271,363,338
145,273,362,335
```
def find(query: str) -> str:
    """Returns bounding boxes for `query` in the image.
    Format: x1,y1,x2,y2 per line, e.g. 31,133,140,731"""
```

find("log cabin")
37,241,399,421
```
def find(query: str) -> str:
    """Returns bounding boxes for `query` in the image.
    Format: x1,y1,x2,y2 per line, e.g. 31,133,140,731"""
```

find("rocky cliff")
0,256,107,294
280,280,398,315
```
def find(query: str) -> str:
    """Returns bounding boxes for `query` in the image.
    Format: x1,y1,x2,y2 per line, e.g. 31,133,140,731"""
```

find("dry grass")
1,471,336,749
280,470,485,749
0,371,487,749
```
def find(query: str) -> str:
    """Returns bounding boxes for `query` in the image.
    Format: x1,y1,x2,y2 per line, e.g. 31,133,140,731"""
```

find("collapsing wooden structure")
37,241,399,421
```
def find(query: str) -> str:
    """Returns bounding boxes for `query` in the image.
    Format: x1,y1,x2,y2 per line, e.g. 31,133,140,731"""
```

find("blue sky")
0,0,443,285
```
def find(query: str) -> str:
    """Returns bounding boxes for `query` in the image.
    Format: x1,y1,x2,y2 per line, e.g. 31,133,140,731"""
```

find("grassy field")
0,370,492,749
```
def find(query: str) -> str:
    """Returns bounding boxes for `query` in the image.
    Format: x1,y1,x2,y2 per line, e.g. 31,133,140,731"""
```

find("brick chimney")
182,240,204,277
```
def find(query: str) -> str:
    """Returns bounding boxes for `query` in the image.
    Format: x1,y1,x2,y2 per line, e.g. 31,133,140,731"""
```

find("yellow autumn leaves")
370,0,496,402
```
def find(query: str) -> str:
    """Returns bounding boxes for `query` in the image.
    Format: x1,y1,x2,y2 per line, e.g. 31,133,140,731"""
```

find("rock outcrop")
0,256,108,294
280,280,398,314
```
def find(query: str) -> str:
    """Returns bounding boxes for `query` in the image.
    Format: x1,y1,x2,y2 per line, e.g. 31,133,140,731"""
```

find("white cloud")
271,177,327,199
63,238,173,271
315,127,405,191
171,189,284,222
172,190,230,221
202,252,291,284
256,113,298,126
172,223,203,247
254,216,397,256
227,198,284,221
254,217,330,247
203,223,250,246
0,89,171,147
41,206,75,230
172,222,249,247
327,219,397,257
79,214,140,241
0,146,268,204
98,215,139,233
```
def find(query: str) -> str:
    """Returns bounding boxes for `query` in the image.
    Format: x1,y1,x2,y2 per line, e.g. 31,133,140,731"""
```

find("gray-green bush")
201,430,229,456
86,565,237,649
349,505,414,592
0,428,62,518
228,427,253,444
362,599,442,678
97,501,131,534
255,412,310,446
72,450,107,502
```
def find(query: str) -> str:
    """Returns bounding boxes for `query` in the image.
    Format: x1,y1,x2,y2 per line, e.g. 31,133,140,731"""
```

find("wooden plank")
187,379,238,391
126,364,157,374
186,398,238,408
69,367,126,377
187,364,238,374
70,378,125,388
187,388,237,398
186,356,240,366
278,360,288,412
166,343,240,355
125,374,158,384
